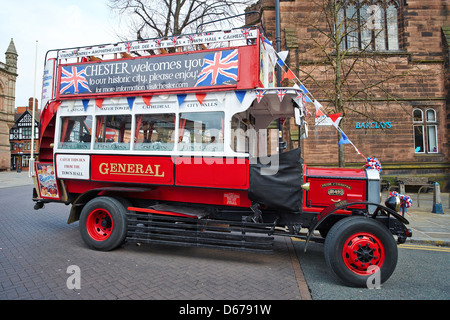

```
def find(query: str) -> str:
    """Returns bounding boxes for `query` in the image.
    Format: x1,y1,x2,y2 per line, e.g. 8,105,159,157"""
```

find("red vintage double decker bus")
32,26,411,287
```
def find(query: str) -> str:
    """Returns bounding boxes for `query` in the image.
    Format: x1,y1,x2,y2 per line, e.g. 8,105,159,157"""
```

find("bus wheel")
79,196,128,251
324,216,398,287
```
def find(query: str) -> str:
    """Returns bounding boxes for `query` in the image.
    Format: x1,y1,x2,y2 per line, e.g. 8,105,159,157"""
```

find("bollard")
432,182,444,214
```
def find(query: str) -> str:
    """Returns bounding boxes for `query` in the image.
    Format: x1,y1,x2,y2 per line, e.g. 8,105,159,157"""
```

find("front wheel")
324,216,398,287
79,196,128,251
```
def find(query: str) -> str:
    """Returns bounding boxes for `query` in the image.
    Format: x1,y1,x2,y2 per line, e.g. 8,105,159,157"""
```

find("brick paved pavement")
0,185,308,300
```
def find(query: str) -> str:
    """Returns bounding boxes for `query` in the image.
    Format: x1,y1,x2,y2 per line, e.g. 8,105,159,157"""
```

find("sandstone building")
247,0,449,189
0,39,18,171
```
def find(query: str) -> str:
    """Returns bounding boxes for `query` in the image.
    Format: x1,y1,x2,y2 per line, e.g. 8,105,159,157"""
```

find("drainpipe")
275,0,284,152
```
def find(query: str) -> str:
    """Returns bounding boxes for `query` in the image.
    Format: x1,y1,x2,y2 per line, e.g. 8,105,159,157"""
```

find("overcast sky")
0,0,121,108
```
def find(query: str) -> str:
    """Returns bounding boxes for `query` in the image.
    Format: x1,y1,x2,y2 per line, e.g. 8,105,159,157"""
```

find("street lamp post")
16,142,23,173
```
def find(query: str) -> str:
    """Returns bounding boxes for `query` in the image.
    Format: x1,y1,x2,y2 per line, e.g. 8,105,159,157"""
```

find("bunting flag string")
262,40,314,103
266,40,368,161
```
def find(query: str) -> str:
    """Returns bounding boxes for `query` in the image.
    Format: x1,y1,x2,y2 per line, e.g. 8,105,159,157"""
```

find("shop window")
178,112,224,152
413,108,438,154
134,114,175,151
59,116,93,149
94,115,131,150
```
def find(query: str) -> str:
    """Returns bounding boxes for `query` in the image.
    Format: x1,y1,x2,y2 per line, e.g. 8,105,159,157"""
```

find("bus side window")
134,114,175,151
94,115,131,150
178,112,224,152
231,115,249,153
58,116,92,150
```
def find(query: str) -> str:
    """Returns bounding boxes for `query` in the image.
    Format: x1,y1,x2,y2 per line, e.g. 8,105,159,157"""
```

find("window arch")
338,0,401,52
413,109,423,122
413,108,439,154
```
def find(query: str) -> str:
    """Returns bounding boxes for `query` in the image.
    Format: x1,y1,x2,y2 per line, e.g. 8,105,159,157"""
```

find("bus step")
126,212,275,253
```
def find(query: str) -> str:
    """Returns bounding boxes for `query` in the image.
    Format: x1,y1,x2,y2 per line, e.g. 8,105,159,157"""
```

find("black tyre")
324,216,398,287
79,196,128,251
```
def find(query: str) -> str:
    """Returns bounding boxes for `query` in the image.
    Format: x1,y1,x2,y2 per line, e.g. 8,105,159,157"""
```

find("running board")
126,211,275,253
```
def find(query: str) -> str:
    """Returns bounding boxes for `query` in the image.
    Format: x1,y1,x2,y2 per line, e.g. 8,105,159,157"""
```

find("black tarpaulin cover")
248,148,303,213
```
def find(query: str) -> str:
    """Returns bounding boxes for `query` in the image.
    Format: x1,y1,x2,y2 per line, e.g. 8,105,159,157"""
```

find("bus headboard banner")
56,49,242,98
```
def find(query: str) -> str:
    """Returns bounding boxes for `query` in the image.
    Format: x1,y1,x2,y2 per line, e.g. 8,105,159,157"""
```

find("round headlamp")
385,195,401,212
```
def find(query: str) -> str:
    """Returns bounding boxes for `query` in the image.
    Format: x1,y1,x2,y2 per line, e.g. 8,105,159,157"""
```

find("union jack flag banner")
59,66,91,95
195,50,238,87
255,89,266,103
170,37,178,45
125,41,132,53
276,89,287,102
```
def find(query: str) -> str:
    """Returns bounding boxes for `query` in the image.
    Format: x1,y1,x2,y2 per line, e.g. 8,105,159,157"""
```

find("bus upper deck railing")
49,26,261,62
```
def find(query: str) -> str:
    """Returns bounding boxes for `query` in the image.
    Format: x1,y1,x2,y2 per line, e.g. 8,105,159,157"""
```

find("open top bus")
32,25,411,287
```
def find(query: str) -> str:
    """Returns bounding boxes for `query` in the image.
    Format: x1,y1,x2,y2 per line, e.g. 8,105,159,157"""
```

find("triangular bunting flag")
276,89,287,102
235,91,246,104
262,37,273,48
328,113,342,128
82,99,89,111
295,90,303,100
277,59,285,67
255,89,266,103
215,92,226,103
338,131,351,145
282,69,296,81
196,93,207,104
67,100,75,111
295,90,307,112
314,100,324,117
95,98,104,108
276,51,288,67
297,84,312,102
127,97,135,110
300,84,309,94
177,94,187,106
142,96,152,106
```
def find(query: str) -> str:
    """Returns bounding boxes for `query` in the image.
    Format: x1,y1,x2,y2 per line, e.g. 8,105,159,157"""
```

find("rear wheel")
79,196,128,251
324,216,398,287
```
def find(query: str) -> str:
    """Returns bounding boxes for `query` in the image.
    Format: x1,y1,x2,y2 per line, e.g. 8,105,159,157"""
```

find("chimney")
28,97,39,112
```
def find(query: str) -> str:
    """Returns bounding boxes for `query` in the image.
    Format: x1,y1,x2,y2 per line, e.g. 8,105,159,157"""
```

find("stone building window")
413,108,439,154
338,0,400,52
